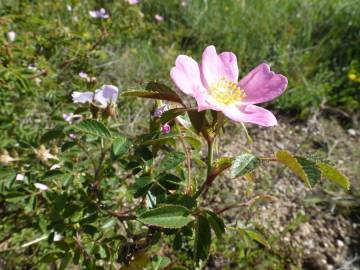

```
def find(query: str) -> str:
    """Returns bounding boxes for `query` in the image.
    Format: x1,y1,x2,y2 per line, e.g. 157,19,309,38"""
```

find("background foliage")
0,0,359,269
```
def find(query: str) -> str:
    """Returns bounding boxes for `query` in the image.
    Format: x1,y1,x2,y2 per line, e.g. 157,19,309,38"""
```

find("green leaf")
112,136,131,157
276,150,321,188
40,126,64,144
159,152,185,172
194,215,211,263
188,111,206,134
151,255,171,270
184,135,202,149
141,136,177,147
160,108,189,124
230,153,260,177
157,173,184,190
317,162,350,190
295,156,321,187
74,119,111,139
245,229,270,248
137,205,192,228
41,252,64,263
131,176,153,198
146,81,184,104
164,194,197,210
212,157,233,176
205,211,225,240
122,88,183,104
59,253,72,270
173,232,182,250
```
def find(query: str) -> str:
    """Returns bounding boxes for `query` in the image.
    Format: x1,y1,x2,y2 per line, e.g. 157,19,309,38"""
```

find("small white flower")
34,145,58,162
27,64,37,71
50,164,61,170
128,0,139,4
69,133,77,140
34,78,42,85
53,232,63,242
34,183,49,191
79,71,89,80
62,113,82,124
66,4,72,12
155,14,164,22
0,151,17,165
16,174,25,181
7,31,16,42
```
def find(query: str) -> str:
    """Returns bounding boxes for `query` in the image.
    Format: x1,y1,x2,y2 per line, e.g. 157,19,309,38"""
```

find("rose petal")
201,45,239,87
219,52,238,82
170,55,205,96
239,63,288,104
72,91,94,104
222,104,277,126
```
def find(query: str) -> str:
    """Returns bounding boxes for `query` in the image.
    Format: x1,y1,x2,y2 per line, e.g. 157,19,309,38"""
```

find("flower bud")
161,123,171,134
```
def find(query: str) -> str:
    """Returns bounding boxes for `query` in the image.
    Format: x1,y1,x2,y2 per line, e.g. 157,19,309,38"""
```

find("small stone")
336,239,344,247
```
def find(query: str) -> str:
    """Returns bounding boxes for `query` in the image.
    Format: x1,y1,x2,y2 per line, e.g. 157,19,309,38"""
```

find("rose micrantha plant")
2,46,349,269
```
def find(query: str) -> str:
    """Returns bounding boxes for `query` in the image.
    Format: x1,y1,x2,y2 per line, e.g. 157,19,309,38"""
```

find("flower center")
209,77,246,105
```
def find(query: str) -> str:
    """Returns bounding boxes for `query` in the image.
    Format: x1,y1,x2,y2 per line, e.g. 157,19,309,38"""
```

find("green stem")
193,140,214,198
207,140,214,178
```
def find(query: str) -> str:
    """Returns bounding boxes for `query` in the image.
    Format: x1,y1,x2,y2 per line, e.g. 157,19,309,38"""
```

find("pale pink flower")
153,105,168,118
161,123,171,134
170,45,288,126
155,14,164,22
128,0,139,4
79,71,89,80
89,8,109,19
72,85,118,108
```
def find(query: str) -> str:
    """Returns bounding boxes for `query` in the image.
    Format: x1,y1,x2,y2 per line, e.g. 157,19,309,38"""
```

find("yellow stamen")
209,77,246,105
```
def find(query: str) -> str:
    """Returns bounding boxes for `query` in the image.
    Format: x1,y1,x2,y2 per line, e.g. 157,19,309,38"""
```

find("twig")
215,194,277,215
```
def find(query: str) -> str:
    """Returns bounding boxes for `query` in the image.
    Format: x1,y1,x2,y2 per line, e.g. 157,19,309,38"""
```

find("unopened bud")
161,123,171,134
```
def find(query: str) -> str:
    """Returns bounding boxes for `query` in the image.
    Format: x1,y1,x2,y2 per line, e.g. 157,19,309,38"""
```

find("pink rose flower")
170,45,288,126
